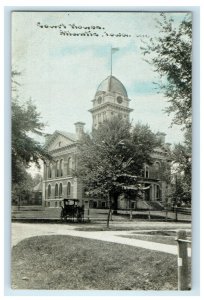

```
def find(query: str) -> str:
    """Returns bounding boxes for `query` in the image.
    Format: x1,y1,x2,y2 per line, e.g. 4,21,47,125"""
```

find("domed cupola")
95,75,128,97
89,75,133,129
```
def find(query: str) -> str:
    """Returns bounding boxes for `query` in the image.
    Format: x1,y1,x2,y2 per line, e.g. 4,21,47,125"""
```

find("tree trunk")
107,194,112,228
112,194,118,215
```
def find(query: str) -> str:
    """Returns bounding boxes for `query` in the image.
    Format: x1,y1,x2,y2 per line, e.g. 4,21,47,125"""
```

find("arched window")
156,185,160,200
97,96,102,104
48,184,51,199
56,160,60,177
59,183,63,198
103,112,106,121
60,159,63,176
145,166,149,178
67,157,72,175
55,184,58,198
67,182,71,197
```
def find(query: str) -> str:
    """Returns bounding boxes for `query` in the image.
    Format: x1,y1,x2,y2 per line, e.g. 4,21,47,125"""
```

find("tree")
32,173,43,187
12,169,34,206
170,140,191,206
12,70,50,185
77,117,159,227
140,14,192,206
140,13,192,129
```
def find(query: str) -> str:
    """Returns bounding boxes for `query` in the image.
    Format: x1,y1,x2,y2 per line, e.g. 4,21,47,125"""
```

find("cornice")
89,102,133,113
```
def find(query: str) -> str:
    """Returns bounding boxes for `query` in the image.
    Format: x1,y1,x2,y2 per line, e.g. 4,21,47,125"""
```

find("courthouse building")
42,75,171,209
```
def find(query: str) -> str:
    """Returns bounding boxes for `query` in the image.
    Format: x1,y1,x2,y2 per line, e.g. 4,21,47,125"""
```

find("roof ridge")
57,130,76,140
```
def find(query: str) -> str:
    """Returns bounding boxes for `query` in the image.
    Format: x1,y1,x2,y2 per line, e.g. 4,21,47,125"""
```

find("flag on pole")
112,47,119,54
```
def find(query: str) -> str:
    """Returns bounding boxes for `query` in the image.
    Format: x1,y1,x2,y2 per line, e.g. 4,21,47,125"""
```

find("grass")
118,234,177,246
12,207,191,223
11,235,191,290
75,225,192,231
118,230,192,246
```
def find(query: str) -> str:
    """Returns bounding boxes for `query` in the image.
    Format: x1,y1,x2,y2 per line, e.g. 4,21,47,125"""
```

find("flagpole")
110,47,119,76
110,46,112,76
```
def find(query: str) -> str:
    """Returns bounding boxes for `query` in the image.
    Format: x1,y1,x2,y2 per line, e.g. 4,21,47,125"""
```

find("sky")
12,11,190,145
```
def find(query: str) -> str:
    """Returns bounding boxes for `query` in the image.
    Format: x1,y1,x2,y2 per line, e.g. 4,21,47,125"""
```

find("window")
55,184,59,198
59,183,63,198
98,96,102,104
56,160,60,177
48,184,51,199
67,157,72,175
47,202,50,207
117,96,123,104
60,159,63,176
156,185,160,199
145,166,149,178
55,201,58,207
103,112,106,121
67,182,71,197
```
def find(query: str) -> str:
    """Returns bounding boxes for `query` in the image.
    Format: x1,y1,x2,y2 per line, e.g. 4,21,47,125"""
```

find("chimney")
156,132,166,144
74,122,85,140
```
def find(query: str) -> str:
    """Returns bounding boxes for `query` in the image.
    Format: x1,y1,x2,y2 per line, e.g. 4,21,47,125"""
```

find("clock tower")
89,75,133,129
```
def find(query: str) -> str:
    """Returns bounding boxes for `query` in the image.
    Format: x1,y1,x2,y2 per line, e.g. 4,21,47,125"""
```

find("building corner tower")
89,75,133,128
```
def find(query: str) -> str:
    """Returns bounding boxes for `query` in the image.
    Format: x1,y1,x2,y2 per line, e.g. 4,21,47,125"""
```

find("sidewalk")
11,222,191,257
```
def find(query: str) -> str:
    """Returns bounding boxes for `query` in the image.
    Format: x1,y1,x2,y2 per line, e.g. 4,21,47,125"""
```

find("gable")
46,132,76,151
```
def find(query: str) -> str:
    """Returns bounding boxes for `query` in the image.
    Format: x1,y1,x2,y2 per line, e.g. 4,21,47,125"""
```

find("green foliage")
12,168,34,202
77,117,159,200
12,71,50,185
131,123,161,168
141,13,192,129
171,142,191,205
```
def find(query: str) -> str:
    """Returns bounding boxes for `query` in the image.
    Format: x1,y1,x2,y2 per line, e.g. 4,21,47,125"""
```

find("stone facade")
42,75,171,209
42,127,84,208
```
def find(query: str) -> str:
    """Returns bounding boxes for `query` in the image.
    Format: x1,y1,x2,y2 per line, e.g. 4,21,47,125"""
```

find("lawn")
118,230,192,246
12,235,191,290
12,207,191,223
